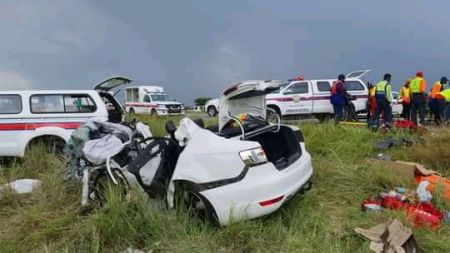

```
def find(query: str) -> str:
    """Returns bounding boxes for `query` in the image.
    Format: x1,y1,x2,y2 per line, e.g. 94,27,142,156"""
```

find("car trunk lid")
218,80,282,132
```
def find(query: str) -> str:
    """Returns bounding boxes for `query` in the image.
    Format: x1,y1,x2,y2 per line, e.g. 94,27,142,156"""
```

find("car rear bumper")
200,147,313,225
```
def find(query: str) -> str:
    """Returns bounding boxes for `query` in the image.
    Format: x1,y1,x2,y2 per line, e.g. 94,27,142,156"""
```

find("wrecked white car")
168,80,313,225
71,80,313,225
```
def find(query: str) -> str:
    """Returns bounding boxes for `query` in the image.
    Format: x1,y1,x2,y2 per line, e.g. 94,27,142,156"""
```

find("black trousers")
411,93,426,125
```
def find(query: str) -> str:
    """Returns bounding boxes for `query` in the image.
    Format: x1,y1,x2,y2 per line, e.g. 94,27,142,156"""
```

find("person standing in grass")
429,77,447,125
330,74,346,124
410,71,427,125
371,73,393,128
399,80,411,120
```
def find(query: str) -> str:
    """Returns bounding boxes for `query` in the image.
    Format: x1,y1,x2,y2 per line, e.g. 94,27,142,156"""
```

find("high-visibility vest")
439,89,450,102
410,77,423,93
375,81,388,98
430,82,442,99
400,86,411,103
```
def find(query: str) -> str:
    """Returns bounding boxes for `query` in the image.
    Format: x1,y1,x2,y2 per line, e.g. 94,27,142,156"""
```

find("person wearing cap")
330,74,346,124
371,73,393,128
399,79,411,120
429,77,447,125
410,71,427,125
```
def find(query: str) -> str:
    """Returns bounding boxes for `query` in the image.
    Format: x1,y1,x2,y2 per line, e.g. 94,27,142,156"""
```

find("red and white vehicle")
266,70,371,119
124,86,185,116
0,77,131,157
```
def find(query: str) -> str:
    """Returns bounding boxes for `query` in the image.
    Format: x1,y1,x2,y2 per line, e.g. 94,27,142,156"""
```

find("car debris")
355,219,419,253
67,80,314,225
0,179,40,194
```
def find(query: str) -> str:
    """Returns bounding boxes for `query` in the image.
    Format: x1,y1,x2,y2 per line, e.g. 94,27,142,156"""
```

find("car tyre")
90,168,131,208
175,182,218,225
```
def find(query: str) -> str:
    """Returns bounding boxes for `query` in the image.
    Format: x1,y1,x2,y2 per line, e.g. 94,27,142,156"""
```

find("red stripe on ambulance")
0,122,82,131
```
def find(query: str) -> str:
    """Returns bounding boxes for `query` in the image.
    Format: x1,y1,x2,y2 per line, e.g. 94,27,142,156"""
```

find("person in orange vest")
410,71,427,125
330,74,346,124
399,79,411,120
429,77,447,125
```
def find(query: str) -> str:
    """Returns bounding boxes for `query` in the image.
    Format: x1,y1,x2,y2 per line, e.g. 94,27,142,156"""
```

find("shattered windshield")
150,94,176,102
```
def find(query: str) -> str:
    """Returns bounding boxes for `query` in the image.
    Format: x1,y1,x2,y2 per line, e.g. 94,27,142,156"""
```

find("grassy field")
1,116,450,252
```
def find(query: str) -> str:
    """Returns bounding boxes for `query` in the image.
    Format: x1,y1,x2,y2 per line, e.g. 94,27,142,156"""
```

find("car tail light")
239,147,267,166
259,195,284,207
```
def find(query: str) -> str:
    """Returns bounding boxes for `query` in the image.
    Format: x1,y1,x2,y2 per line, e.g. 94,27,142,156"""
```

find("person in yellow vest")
435,88,450,123
370,73,393,128
399,79,411,120
409,71,427,125
367,82,377,120
429,77,447,125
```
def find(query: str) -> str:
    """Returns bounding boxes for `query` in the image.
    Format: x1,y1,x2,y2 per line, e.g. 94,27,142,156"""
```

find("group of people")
330,71,450,127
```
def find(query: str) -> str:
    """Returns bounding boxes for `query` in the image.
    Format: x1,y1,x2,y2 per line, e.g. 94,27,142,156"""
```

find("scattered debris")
375,153,391,161
372,137,423,150
355,219,419,253
0,179,40,194
120,248,151,253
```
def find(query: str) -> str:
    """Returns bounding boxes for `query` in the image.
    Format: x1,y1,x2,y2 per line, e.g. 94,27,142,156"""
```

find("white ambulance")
0,77,131,157
124,86,185,116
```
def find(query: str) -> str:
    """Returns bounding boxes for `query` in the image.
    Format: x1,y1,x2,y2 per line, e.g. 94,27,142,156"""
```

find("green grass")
1,116,450,252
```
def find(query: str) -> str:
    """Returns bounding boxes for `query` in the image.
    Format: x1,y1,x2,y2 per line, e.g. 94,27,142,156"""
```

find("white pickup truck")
266,70,371,119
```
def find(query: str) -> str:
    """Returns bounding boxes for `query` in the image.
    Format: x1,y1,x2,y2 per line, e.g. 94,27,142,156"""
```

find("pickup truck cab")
265,70,370,119
0,77,130,157
124,86,185,116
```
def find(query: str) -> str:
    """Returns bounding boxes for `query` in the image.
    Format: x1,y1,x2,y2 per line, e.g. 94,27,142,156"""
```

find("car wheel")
90,169,131,207
175,182,218,225
207,106,217,117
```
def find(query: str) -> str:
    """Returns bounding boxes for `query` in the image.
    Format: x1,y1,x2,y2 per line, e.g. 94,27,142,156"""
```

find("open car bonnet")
93,76,132,91
218,80,281,132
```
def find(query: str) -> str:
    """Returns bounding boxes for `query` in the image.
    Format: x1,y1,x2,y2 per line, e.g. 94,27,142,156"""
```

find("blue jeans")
333,103,344,124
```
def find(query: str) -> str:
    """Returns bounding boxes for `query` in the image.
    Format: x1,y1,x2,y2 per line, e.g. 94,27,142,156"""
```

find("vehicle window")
126,88,139,102
345,81,365,91
284,82,309,94
150,94,175,102
143,95,151,103
0,95,22,114
347,71,366,78
316,81,331,92
64,94,96,112
269,82,289,94
30,94,96,113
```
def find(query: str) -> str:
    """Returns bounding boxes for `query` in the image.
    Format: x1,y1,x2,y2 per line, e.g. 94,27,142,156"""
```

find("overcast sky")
1,0,450,104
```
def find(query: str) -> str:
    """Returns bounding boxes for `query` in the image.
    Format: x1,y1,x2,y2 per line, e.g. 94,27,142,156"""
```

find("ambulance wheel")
207,106,217,117
27,135,65,156
175,182,218,225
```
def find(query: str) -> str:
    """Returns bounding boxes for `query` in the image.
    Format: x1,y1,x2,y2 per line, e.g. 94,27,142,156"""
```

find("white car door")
282,81,313,115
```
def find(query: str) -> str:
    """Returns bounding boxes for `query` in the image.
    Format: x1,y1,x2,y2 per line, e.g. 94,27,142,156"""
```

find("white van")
0,77,130,157
124,86,185,116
